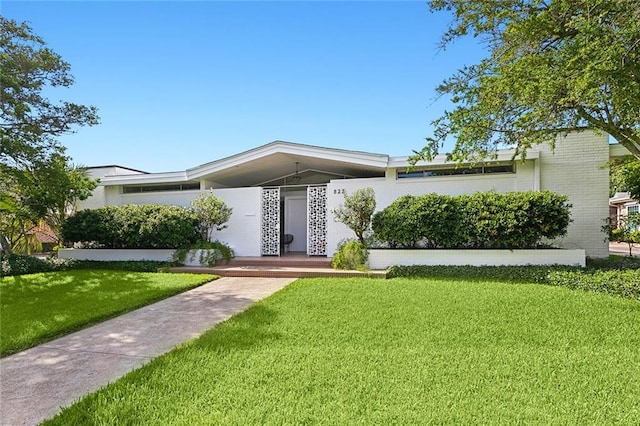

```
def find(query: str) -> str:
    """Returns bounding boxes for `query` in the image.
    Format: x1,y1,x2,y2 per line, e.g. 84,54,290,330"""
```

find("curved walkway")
0,277,295,426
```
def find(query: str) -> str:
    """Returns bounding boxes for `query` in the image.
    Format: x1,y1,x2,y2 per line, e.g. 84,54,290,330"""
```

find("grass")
44,277,640,424
0,270,216,356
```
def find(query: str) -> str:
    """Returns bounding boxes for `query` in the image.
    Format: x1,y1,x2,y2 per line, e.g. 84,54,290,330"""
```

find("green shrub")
372,195,421,248
69,260,174,272
190,191,233,241
62,204,200,249
386,263,640,302
172,240,235,267
1,253,53,276
61,207,117,247
373,190,571,249
461,191,571,249
1,254,74,277
586,255,640,270
331,240,369,270
332,188,376,244
547,269,640,301
386,265,561,283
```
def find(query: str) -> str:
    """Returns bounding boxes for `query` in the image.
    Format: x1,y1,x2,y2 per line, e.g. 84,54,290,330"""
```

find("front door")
284,196,307,252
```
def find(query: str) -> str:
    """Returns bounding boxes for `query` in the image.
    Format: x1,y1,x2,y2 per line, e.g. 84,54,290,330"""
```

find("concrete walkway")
0,277,295,426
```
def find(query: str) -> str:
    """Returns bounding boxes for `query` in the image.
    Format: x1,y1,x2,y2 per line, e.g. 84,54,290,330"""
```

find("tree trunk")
0,232,12,256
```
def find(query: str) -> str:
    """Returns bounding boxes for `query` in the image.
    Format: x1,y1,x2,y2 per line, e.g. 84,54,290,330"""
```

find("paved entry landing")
0,277,294,426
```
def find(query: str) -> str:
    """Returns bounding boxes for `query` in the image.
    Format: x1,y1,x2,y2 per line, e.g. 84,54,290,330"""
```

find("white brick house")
79,131,614,258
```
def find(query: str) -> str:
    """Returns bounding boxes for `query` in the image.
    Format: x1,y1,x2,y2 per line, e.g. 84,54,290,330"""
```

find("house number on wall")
333,189,345,195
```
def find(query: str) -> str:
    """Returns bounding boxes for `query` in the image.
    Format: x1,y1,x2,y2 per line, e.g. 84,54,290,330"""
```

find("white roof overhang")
101,141,389,188
387,149,539,169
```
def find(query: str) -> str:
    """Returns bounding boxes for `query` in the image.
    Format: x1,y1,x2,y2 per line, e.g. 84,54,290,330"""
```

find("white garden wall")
58,248,175,262
211,187,262,257
368,249,586,269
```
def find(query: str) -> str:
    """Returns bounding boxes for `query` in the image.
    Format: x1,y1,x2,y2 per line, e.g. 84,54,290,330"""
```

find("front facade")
79,131,613,258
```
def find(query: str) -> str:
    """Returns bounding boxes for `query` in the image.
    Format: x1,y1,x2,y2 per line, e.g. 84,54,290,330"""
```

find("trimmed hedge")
1,254,61,277
386,262,640,302
62,204,201,249
372,190,571,249
1,253,175,277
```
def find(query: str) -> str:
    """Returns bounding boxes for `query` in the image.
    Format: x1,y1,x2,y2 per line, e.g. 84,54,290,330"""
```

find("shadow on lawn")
1,270,209,357
4,270,170,305
195,303,283,352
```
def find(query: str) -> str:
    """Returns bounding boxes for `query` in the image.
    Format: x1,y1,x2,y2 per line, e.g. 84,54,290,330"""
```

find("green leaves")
1,17,99,167
190,190,233,241
421,0,640,160
332,188,376,244
62,205,201,249
372,190,571,249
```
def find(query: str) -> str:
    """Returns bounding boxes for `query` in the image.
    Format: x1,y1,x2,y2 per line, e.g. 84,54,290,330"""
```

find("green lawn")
45,277,640,424
0,270,216,356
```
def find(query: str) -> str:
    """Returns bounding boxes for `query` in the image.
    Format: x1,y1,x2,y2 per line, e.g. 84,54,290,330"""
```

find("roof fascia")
610,143,632,158
388,149,538,168
100,171,189,186
186,141,389,180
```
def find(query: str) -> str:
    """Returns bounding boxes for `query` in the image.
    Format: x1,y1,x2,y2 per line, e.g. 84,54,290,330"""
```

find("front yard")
0,270,216,356
44,276,640,424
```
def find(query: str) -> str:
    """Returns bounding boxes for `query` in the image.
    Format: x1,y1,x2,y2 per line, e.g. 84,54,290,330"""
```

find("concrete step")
224,256,332,269
169,266,387,279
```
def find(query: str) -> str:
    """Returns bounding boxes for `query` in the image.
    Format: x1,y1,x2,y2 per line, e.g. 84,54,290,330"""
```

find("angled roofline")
84,165,149,174
184,140,389,180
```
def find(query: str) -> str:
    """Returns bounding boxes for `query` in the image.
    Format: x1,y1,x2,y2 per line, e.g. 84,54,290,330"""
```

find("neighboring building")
609,192,639,227
78,131,613,258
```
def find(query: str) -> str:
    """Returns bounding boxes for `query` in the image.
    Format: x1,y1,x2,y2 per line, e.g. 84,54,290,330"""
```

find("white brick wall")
538,131,610,257
329,131,610,258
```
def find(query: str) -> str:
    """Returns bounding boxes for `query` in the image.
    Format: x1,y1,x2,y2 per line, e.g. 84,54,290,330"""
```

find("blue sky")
3,1,485,172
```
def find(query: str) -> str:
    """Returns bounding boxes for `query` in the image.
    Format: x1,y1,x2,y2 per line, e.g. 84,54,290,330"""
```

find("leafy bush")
547,269,640,301
2,253,53,276
386,265,561,283
69,260,174,272
332,188,376,244
172,240,235,267
586,255,640,270
1,254,74,277
190,191,233,241
331,240,369,270
373,190,571,249
372,194,466,248
386,262,640,302
62,204,201,249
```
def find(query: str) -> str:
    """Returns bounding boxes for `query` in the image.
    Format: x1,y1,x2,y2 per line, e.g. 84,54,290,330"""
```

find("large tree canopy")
1,16,98,168
1,17,99,254
414,0,640,162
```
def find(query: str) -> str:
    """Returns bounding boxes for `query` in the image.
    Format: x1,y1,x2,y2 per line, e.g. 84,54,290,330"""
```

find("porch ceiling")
201,152,386,188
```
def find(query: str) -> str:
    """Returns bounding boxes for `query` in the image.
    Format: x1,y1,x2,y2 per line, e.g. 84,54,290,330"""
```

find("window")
397,164,515,179
122,183,200,193
628,204,639,215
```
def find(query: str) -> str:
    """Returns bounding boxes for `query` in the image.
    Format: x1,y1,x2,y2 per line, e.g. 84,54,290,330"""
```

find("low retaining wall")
58,248,175,262
368,249,586,269
57,248,220,266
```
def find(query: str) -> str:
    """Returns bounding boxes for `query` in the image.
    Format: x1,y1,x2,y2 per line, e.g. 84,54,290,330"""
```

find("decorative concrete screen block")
307,186,327,256
261,188,280,256
368,249,586,269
